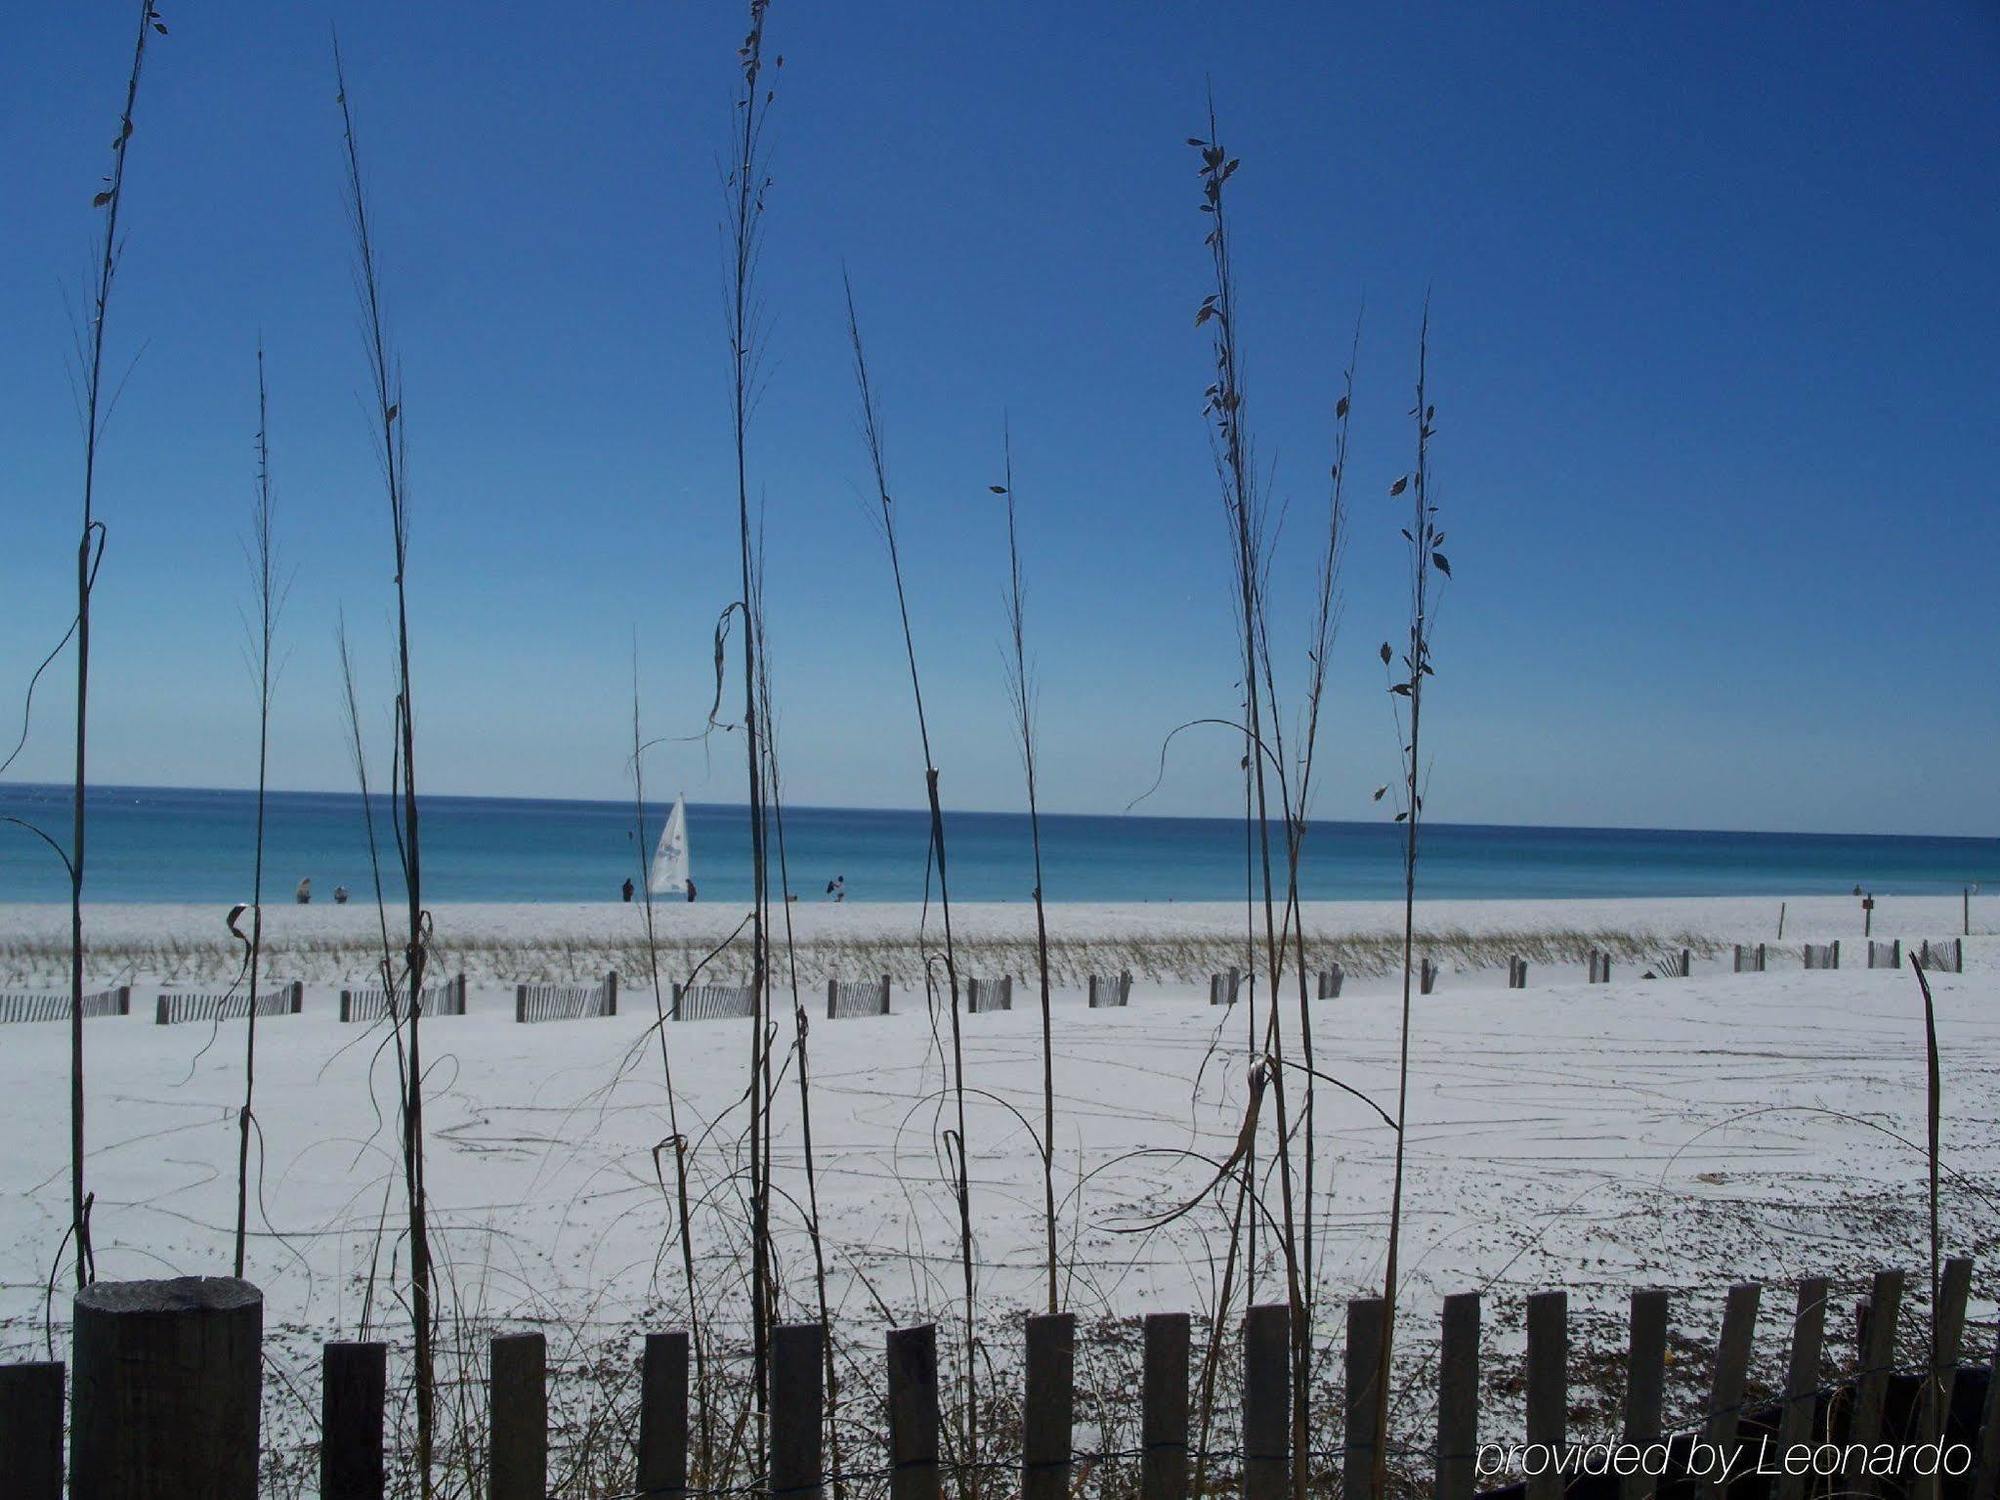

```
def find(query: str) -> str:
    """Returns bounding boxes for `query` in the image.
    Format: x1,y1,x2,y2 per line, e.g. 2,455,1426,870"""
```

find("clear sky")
3,4,1996,835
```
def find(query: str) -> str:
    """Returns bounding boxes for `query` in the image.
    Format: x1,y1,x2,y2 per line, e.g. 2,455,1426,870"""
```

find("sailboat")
648,795,690,898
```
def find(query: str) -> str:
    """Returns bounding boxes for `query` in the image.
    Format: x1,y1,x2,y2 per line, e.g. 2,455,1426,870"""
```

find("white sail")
648,796,690,895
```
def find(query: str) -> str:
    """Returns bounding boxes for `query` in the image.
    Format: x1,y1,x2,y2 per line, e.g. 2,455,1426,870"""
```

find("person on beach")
621,877,634,903
826,874,846,903
686,878,698,903
295,877,312,905
333,885,350,905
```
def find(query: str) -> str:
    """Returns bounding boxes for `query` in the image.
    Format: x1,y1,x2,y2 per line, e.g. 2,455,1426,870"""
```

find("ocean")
0,783,1994,906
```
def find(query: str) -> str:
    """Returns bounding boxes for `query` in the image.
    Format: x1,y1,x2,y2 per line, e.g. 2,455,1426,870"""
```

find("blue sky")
2,3,1996,835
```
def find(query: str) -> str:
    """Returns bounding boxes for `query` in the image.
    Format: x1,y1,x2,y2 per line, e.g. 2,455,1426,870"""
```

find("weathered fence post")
1623,1289,1668,1500
1343,1296,1386,1499
887,1324,939,1500
880,973,892,1014
1142,1312,1189,1500
1022,1312,1074,1500
1436,1292,1481,1500
322,1341,386,1500
638,1330,688,1499
1420,958,1438,995
770,1322,823,1499
71,1276,262,1500
1775,1278,1829,1500
1242,1303,1290,1500
1915,1258,1973,1500
515,982,528,1024
1976,1319,2000,1500
825,978,838,1022
1525,1290,1567,1500
0,1360,63,1500
489,1332,547,1500
1847,1269,1902,1456
604,968,619,1015
1701,1282,1761,1500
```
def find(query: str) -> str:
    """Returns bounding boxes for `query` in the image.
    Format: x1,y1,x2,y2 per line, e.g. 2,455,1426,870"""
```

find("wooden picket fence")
0,985,129,1025
1211,968,1242,1007
154,981,302,1026
827,975,893,1019
1506,956,1528,990
1919,939,1965,974
1804,942,1842,971
1735,944,1768,973
967,976,1013,1014
1318,964,1344,999
517,970,618,1023
1870,941,1904,971
338,973,467,1022
5,1256,1994,1500
1088,972,1132,1008
1587,951,1612,984
669,980,750,1023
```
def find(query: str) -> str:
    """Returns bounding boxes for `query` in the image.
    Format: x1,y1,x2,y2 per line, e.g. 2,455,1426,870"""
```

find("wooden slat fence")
1588,951,1612,984
1734,943,1767,973
1210,967,1242,1006
1087,972,1131,1008
338,974,467,1023
1869,940,1903,970
155,981,302,1026
516,970,618,1023
826,975,891,1019
1919,938,1964,974
1420,958,1439,995
966,976,1012,1014
667,980,749,1023
1506,956,1528,989
0,985,129,1025
1317,964,1344,999
10,1255,1992,1500
1804,941,1841,970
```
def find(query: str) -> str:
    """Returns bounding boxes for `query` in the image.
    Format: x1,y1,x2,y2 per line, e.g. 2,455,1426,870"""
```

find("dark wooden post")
71,1276,262,1500
887,1324,939,1500
1141,1312,1189,1500
339,989,353,1023
770,1322,823,1499
290,979,303,1012
1975,1320,2000,1500
638,1331,688,1498
1242,1303,1290,1500
1623,1289,1668,1500
489,1332,547,1500
1525,1290,1567,1500
881,974,892,1014
155,994,169,1025
322,1341,386,1500
1774,1278,1828,1500
1022,1312,1074,1500
1702,1283,1761,1500
1343,1297,1386,1500
1914,1259,1972,1500
1436,1292,1481,1500
825,978,838,1021
1848,1270,1902,1458
605,968,619,1015
515,983,528,1023
0,1361,64,1500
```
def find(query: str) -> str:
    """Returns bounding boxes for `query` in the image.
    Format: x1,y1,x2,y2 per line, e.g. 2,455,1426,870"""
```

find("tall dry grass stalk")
232,344,287,1278
55,0,165,1293
334,42,440,1489
992,430,1060,1316
718,0,781,1413
1372,305,1445,1499
843,278,979,1487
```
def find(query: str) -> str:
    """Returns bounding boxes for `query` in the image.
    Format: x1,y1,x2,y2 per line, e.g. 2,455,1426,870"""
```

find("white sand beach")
0,894,1992,1475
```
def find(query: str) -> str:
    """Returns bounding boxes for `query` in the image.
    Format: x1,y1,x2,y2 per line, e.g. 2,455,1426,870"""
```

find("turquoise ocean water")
0,783,1993,905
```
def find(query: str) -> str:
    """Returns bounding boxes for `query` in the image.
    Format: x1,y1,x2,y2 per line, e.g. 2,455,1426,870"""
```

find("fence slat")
638,1331,688,1499
1243,1303,1290,1500
322,1341,386,1500
1847,1268,1902,1485
1022,1312,1074,1500
1436,1292,1480,1500
1142,1312,1189,1500
771,1322,823,1499
0,1360,63,1500
1622,1288,1669,1500
887,1324,939,1500
1914,1258,1975,1500
1343,1296,1386,1500
1525,1290,1567,1500
489,1332,546,1500
1702,1282,1762,1500
1774,1277,1829,1500
1976,1320,2000,1500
